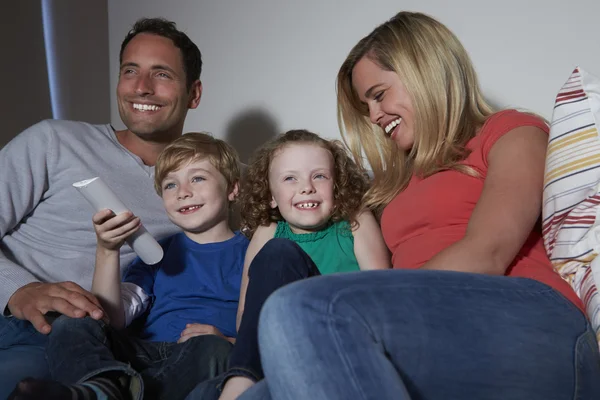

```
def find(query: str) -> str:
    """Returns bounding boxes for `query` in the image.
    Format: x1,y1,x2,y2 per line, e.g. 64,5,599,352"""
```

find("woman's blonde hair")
337,11,494,211
240,129,370,237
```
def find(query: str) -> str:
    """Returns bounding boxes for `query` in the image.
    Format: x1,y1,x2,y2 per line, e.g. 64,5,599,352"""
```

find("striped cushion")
543,67,600,344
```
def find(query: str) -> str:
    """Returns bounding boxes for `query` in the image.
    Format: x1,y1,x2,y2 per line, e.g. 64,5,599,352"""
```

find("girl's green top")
274,220,360,274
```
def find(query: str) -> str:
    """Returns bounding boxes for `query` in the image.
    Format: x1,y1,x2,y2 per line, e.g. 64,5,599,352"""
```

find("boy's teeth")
133,103,161,111
385,118,402,134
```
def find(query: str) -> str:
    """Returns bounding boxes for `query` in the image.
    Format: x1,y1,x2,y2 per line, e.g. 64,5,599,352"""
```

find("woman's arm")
422,126,548,275
236,223,277,331
353,210,392,270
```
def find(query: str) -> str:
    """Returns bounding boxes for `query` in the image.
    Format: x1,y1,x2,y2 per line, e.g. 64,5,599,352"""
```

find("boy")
11,133,248,400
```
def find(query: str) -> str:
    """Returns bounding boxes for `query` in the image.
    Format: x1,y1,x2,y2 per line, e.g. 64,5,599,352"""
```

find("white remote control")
73,177,164,265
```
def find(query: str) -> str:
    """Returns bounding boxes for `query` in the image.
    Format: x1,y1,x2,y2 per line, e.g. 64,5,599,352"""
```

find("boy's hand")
178,323,225,344
93,209,140,251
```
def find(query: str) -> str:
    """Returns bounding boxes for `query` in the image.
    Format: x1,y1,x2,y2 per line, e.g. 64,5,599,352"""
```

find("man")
0,17,203,395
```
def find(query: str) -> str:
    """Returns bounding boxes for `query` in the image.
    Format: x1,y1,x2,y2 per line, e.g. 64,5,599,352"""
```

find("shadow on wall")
225,108,279,231
225,108,279,165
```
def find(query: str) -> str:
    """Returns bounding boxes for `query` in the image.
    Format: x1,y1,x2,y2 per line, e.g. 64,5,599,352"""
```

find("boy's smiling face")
160,158,237,243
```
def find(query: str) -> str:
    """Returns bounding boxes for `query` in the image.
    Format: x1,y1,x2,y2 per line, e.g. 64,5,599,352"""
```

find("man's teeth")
180,205,200,212
296,203,319,209
133,103,161,111
385,118,402,134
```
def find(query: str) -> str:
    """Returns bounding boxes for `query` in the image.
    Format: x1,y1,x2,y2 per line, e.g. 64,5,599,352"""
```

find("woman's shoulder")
469,109,549,163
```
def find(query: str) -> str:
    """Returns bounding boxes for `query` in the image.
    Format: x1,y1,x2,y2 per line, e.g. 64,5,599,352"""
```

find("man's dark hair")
119,17,202,89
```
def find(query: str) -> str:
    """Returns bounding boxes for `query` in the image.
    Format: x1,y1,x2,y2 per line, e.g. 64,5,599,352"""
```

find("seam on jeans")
0,316,19,343
573,326,585,400
325,296,376,400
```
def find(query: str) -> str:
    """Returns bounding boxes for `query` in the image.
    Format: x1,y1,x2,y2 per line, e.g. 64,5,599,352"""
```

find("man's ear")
228,182,239,202
188,80,202,109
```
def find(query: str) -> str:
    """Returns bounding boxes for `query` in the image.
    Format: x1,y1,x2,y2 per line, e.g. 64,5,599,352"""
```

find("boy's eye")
192,176,205,183
163,182,176,190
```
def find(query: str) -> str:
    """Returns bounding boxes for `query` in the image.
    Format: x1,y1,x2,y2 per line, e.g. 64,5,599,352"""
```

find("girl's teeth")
298,203,317,209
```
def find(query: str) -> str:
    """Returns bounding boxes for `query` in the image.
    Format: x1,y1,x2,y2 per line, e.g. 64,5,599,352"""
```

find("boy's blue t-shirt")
123,231,249,343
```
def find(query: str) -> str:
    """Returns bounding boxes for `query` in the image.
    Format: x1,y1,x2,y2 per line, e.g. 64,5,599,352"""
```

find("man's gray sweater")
0,120,179,311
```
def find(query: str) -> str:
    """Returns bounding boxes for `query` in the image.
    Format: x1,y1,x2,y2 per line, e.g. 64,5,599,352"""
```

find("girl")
217,129,390,399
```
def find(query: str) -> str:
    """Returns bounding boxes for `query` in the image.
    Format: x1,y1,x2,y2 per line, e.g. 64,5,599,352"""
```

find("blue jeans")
186,238,320,400
0,316,49,398
45,315,231,400
240,269,600,400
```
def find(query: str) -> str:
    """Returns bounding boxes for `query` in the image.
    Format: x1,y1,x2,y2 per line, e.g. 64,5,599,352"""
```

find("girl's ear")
270,196,278,209
228,182,239,201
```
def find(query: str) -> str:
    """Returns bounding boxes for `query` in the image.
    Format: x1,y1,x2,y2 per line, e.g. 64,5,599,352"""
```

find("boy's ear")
228,182,239,202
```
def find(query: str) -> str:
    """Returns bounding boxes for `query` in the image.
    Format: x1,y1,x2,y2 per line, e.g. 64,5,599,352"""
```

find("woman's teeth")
385,118,402,135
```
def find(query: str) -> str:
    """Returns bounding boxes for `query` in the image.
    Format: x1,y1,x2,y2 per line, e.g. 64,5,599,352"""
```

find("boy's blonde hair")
154,132,241,196
337,11,494,211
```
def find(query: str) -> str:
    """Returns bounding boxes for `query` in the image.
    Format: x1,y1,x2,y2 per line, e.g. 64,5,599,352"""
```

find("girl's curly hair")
240,129,370,237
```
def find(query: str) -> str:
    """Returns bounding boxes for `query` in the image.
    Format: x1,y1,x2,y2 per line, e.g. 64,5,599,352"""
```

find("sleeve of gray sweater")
0,122,55,308
0,120,179,312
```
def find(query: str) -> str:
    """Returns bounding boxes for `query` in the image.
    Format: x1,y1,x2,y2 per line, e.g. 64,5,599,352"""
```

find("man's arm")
1,121,104,333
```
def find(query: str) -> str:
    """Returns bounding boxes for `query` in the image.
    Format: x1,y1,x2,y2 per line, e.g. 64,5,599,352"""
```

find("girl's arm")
352,210,392,270
236,223,277,331
421,126,547,275
91,209,140,329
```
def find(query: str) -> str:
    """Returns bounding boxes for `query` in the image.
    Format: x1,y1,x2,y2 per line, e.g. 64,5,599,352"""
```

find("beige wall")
0,1,110,149
0,2,52,148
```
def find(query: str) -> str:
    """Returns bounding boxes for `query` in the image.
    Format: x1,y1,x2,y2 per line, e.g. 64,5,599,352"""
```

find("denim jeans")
0,317,49,398
186,238,320,400
239,269,600,400
45,315,232,400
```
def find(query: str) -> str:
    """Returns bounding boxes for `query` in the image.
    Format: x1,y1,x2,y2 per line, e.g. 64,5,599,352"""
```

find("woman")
240,11,600,400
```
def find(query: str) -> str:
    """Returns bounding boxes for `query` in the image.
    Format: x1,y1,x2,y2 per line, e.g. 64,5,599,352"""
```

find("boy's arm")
352,210,392,270
236,223,277,331
91,209,140,329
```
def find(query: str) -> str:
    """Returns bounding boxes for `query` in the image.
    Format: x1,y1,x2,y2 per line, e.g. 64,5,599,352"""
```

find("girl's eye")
192,176,205,183
163,182,176,190
314,174,327,180
283,176,295,182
